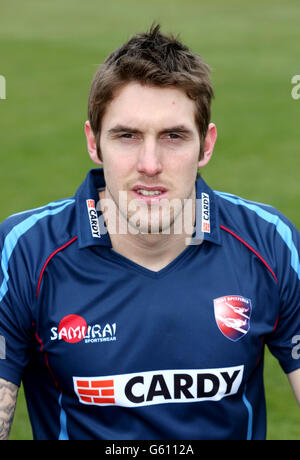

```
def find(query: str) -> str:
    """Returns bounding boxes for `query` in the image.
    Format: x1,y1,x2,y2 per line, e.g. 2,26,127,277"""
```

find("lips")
132,185,168,193
131,185,168,203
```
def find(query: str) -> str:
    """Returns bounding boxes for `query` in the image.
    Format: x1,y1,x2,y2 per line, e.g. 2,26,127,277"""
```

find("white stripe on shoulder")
214,191,300,280
0,199,75,303
9,198,75,219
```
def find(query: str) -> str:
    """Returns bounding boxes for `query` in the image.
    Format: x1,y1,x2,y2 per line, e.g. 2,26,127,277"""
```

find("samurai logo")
213,295,252,342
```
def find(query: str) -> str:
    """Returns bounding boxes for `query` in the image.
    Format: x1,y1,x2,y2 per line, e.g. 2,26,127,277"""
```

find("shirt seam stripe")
215,191,300,280
220,224,278,283
242,384,253,440
36,236,78,298
0,200,75,304
34,325,69,440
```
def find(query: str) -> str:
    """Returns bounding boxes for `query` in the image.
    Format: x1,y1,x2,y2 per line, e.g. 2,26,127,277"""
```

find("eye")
118,133,140,142
163,133,183,142
119,133,134,139
167,133,181,139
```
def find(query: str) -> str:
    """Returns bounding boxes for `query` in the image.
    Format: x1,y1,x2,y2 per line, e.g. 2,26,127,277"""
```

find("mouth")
131,185,168,203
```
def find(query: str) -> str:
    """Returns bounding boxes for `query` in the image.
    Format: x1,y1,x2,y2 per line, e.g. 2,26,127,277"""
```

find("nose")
136,138,163,176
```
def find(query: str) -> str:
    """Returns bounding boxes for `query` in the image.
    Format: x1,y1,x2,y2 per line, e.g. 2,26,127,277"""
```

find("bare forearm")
0,378,19,440
288,369,300,407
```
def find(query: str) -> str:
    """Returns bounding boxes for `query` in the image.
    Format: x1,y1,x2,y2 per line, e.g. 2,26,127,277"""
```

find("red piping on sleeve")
272,315,280,332
34,327,60,389
220,225,278,284
37,236,78,298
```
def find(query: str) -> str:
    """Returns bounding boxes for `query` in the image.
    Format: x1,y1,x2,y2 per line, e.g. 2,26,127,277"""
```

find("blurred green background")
0,0,299,440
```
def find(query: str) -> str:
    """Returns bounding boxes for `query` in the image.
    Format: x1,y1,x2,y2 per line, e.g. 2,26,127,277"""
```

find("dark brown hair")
88,24,214,160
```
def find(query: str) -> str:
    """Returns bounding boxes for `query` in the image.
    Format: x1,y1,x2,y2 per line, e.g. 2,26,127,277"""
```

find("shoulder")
214,189,300,283
214,189,298,243
0,197,76,289
214,189,284,224
0,197,76,239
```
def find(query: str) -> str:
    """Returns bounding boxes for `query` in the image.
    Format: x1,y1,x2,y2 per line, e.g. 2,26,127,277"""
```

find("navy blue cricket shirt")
0,168,299,440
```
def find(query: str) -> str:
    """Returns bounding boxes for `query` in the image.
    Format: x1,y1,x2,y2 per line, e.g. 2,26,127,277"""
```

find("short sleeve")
265,214,300,374
0,218,35,386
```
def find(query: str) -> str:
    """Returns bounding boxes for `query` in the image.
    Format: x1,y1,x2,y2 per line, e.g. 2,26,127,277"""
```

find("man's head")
87,23,214,161
85,24,217,235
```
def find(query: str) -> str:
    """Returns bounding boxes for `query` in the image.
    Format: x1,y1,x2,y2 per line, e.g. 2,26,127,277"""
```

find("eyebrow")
107,124,194,137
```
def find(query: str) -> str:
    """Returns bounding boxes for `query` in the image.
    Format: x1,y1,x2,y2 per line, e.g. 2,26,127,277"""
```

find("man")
0,24,299,440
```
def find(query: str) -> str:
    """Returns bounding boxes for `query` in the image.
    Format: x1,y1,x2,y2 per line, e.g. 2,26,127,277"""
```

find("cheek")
179,156,200,178
102,156,133,192
178,162,199,195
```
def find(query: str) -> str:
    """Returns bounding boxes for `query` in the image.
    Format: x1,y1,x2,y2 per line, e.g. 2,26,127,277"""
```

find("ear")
198,123,217,168
84,120,103,166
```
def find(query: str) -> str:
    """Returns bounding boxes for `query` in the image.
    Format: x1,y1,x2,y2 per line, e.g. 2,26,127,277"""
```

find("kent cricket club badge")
213,295,252,342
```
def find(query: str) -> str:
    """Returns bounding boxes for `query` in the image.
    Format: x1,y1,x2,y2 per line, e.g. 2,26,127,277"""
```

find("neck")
112,232,193,271
99,190,195,272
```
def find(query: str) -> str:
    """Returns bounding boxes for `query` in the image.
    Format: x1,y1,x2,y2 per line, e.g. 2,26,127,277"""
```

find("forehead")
101,82,198,130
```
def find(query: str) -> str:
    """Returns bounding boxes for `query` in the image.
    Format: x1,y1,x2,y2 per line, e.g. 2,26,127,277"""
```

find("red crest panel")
213,295,252,342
